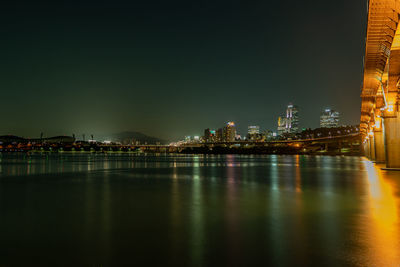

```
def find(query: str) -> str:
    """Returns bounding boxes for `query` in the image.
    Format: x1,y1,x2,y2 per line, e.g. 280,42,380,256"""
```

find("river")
0,153,399,266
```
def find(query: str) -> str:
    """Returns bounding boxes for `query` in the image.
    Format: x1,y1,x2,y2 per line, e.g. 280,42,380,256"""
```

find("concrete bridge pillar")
369,133,376,161
364,138,371,159
383,111,400,168
373,127,385,163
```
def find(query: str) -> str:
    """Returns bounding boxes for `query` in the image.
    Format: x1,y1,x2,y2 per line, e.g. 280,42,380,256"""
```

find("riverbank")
178,146,361,156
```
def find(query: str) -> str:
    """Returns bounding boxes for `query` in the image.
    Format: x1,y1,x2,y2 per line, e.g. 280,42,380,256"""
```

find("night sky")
0,0,366,140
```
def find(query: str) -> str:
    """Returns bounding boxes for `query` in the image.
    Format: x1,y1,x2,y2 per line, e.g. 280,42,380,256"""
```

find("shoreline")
0,150,361,156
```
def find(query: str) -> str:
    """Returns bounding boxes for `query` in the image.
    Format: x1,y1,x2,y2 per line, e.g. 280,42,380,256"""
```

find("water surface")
0,153,399,266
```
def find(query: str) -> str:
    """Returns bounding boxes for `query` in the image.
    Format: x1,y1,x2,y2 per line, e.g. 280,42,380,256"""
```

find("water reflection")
363,160,400,266
0,154,399,266
225,154,241,266
270,155,279,191
295,155,302,193
169,161,181,263
269,155,285,264
190,155,204,266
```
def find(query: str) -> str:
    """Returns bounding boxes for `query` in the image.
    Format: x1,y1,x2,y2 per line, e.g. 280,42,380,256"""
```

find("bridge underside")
362,0,400,168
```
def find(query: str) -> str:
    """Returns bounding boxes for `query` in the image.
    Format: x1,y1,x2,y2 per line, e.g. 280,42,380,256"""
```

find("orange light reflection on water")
363,160,400,266
295,155,302,193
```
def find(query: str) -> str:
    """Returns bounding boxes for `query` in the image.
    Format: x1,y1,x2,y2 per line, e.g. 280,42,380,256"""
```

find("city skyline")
0,102,354,142
182,104,346,141
0,0,365,140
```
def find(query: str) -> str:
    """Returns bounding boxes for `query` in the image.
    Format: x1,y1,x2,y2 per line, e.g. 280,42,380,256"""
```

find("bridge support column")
369,134,376,161
373,128,385,163
383,111,400,169
364,139,371,159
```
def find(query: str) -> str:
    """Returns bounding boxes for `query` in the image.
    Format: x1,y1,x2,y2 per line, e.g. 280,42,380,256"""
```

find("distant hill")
0,135,75,143
0,132,165,145
97,131,166,145
0,135,26,143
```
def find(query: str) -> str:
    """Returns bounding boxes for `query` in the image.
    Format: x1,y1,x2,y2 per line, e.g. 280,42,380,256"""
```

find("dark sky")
0,0,366,140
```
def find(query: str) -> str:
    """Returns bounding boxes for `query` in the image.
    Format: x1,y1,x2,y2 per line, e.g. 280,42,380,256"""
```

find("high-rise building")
277,116,286,135
204,128,212,142
216,128,223,142
209,130,216,142
320,108,340,128
285,104,299,133
224,122,236,142
247,125,260,140
248,126,260,135
277,104,299,135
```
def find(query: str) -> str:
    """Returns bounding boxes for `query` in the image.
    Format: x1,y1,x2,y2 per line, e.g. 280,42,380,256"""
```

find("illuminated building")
277,104,299,135
248,126,260,135
286,104,299,133
247,125,260,141
204,128,217,143
216,128,223,142
320,108,340,128
204,128,211,142
277,116,286,135
263,130,275,140
223,121,236,142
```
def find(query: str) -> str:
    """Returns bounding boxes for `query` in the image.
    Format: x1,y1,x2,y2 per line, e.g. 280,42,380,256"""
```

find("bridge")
361,0,400,168
0,134,360,155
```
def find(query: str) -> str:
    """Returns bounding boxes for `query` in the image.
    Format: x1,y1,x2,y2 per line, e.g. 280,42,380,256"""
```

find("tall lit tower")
285,104,299,133
320,108,339,128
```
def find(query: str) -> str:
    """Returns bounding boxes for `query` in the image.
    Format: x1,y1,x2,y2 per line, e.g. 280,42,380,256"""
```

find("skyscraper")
320,108,340,128
277,104,299,135
224,122,236,142
286,104,299,133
